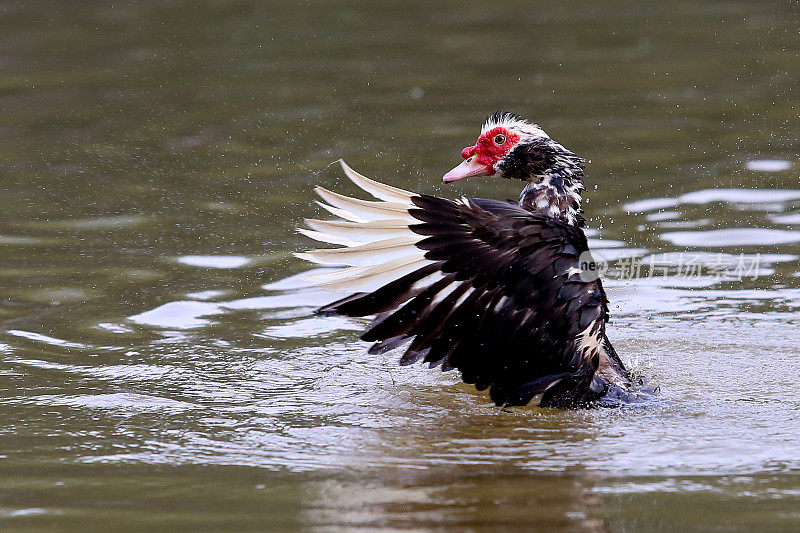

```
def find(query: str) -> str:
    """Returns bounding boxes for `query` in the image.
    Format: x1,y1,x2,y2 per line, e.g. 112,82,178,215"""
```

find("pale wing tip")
339,159,368,189
338,159,416,203
262,280,286,291
263,275,311,291
294,252,315,263
297,227,358,246
296,228,321,241
313,200,365,223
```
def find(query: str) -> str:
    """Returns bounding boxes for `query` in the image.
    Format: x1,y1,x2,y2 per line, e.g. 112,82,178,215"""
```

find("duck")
292,111,641,408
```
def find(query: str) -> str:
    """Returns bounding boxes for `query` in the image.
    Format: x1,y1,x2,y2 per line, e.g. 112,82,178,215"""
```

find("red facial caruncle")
443,126,521,183
464,127,521,170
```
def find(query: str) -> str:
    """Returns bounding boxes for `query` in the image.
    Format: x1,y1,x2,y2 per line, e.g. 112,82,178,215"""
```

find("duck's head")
442,111,551,183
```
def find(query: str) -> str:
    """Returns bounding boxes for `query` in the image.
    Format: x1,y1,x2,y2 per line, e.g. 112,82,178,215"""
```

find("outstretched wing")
295,160,620,407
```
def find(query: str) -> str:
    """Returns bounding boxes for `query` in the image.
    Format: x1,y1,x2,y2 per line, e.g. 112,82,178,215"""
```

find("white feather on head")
481,111,549,139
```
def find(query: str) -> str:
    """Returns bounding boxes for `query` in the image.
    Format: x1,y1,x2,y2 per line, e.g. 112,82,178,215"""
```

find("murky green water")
2,1,800,531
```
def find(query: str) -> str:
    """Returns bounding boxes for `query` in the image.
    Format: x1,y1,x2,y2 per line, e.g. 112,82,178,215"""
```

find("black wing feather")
319,194,626,407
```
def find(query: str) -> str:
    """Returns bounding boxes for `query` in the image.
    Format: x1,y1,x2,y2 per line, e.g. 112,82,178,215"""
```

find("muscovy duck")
293,111,638,407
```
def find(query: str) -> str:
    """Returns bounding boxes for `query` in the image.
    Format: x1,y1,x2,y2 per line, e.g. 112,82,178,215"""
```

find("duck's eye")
494,134,506,145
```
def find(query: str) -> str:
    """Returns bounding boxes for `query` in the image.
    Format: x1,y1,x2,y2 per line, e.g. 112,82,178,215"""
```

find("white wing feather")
289,161,430,293
338,159,416,204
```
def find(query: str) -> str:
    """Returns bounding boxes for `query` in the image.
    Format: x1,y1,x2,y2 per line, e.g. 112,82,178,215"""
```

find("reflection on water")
2,0,800,530
176,255,253,268
745,159,792,172
623,188,800,213
661,227,800,246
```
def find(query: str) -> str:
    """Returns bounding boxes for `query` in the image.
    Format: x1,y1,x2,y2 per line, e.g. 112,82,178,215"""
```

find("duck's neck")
499,137,586,226
519,173,584,226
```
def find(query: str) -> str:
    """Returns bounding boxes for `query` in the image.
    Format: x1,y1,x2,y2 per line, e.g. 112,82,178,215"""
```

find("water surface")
2,1,800,531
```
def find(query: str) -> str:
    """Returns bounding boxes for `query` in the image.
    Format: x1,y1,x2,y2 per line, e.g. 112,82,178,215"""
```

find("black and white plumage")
292,112,637,408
